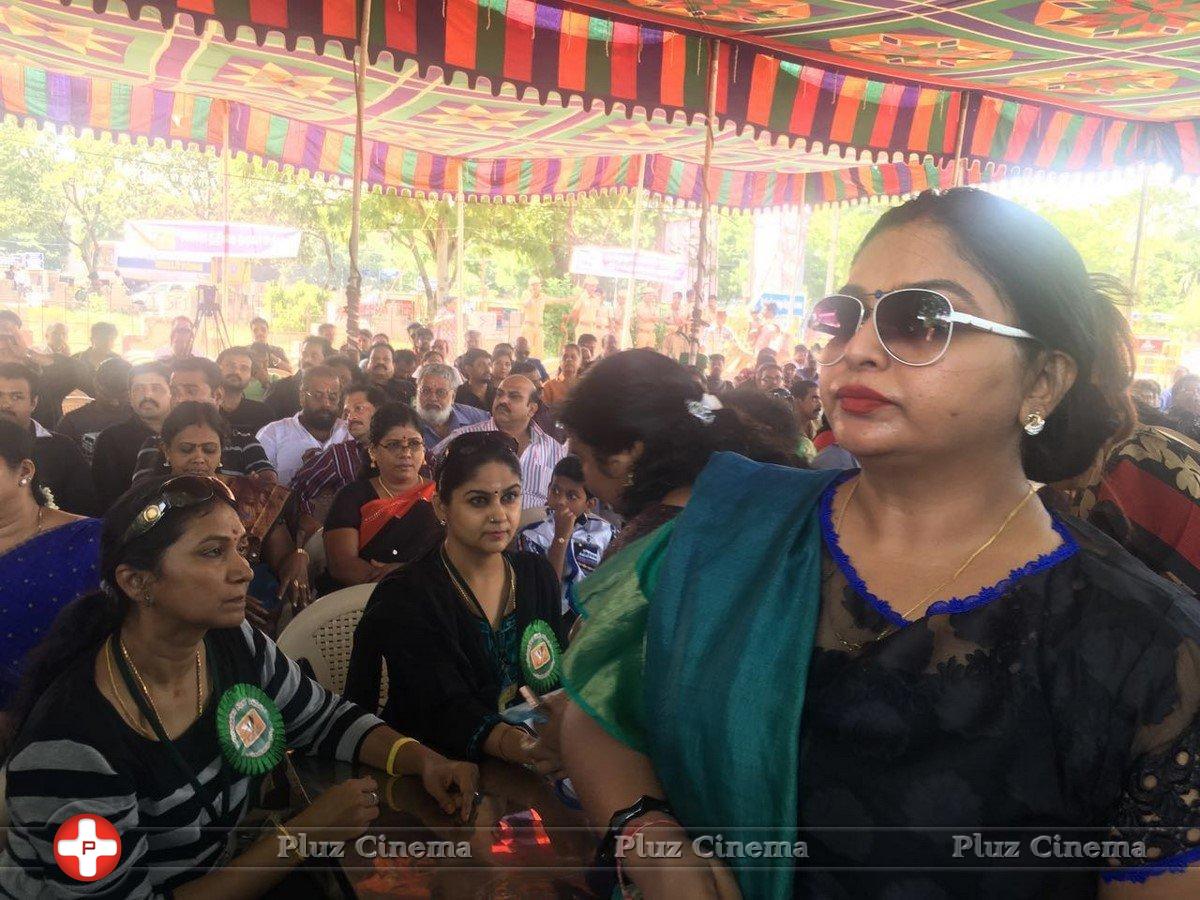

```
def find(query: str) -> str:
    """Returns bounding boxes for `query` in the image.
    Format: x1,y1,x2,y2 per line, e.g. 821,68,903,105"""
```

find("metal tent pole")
346,0,374,343
690,38,720,365
455,188,466,351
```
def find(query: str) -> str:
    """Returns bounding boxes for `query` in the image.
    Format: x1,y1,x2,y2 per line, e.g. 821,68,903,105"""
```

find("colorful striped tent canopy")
1,0,1195,208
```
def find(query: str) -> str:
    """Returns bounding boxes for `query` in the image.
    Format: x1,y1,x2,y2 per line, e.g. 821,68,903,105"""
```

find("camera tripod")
193,289,232,357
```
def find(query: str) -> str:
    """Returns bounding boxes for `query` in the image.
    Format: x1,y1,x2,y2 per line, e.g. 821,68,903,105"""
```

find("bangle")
385,736,419,776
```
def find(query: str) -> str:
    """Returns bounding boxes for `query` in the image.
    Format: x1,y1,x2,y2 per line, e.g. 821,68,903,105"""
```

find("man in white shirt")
256,365,351,486
431,374,565,509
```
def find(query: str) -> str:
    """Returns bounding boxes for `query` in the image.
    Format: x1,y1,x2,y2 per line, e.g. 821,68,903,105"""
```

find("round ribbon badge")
216,684,285,776
520,620,562,693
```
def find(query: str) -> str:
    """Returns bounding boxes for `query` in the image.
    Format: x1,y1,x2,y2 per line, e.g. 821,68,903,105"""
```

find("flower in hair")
687,399,716,425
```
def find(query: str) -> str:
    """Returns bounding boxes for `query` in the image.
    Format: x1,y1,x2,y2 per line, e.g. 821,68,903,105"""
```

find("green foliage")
263,281,330,332
543,300,571,356
2,119,1199,347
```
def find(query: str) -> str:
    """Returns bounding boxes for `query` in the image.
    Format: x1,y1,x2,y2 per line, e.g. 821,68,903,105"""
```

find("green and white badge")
520,620,562,693
216,684,285,776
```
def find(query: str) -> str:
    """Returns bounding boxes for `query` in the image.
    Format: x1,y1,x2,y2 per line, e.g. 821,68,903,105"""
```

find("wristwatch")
594,795,675,872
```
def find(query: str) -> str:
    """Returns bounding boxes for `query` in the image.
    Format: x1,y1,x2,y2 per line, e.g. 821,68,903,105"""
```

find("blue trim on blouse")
1100,845,1200,883
818,472,1080,628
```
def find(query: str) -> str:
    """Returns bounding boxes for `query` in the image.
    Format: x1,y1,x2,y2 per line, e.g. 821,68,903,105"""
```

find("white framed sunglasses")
809,289,1039,367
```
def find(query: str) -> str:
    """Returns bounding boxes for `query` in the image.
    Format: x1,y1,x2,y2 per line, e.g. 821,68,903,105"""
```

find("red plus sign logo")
53,814,122,882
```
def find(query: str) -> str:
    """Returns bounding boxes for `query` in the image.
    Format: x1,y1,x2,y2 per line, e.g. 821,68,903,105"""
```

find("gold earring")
1023,411,1046,436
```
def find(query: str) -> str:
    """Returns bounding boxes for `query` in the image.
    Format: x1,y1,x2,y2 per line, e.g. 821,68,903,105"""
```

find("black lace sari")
793,476,1200,897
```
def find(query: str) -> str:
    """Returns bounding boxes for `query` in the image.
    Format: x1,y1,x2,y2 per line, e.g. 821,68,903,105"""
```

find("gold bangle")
385,736,419,776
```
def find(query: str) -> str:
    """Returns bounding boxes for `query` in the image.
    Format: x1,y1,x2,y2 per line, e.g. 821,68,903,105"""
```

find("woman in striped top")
0,475,477,898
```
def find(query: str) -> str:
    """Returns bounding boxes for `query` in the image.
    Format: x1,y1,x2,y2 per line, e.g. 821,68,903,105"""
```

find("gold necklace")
117,637,204,732
377,475,421,499
441,547,516,627
105,640,155,739
832,479,1038,652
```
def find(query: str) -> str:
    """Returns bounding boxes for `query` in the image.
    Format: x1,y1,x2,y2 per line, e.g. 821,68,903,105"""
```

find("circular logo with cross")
53,814,122,882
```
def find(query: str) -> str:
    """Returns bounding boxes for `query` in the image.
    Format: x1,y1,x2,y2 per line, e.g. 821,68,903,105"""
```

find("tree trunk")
401,231,434,307
434,201,452,311
321,235,336,289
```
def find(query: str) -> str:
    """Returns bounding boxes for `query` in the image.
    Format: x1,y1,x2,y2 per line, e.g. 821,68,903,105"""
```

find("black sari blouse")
792,476,1200,897
343,545,564,760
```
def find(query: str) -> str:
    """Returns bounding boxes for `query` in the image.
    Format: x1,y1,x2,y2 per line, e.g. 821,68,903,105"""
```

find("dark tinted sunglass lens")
161,476,217,508
809,296,860,362
875,290,953,365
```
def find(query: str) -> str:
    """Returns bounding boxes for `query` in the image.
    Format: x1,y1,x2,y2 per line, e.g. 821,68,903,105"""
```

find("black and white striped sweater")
0,621,382,897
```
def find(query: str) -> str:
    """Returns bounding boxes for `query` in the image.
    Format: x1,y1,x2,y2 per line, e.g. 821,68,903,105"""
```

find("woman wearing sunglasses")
0,475,477,897
344,431,567,771
560,189,1200,899
323,403,442,590
155,401,309,634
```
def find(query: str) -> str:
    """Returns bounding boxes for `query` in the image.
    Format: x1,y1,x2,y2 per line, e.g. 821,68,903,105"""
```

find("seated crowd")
0,189,1197,898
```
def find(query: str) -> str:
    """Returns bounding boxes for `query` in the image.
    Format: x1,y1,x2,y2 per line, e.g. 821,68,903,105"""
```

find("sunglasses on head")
121,475,236,548
808,288,1038,368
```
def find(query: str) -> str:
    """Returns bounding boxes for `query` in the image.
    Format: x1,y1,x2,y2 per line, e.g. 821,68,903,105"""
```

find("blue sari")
0,518,103,707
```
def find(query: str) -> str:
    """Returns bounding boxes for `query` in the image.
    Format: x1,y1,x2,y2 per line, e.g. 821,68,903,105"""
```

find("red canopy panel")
55,0,1199,175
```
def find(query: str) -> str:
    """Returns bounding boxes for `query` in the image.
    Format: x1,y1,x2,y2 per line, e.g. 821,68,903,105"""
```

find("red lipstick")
836,385,894,415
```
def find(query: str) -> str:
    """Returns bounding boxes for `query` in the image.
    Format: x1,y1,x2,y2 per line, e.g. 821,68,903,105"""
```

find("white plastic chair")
275,584,375,695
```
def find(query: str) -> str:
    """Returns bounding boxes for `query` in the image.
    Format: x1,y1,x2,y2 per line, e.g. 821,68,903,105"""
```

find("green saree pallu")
564,452,840,899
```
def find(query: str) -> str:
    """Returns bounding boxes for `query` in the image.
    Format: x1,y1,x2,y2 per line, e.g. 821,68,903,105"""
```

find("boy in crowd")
518,455,614,623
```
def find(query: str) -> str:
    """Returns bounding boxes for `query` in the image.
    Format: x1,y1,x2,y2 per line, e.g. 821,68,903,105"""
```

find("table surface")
292,755,602,898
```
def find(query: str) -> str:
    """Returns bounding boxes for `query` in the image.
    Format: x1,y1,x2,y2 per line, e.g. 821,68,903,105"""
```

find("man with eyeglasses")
256,366,351,486
413,363,488,451
290,383,387,549
431,374,565,510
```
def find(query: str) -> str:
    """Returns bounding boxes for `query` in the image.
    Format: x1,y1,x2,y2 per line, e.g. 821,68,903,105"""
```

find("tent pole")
952,91,969,188
455,188,466,351
691,38,720,365
1130,167,1150,315
346,0,374,345
220,103,231,340
622,155,646,350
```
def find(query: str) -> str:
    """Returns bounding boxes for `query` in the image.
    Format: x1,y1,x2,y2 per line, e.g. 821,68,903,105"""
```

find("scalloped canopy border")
55,0,1198,176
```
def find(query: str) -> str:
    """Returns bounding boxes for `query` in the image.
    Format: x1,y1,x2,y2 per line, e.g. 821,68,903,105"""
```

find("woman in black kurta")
344,430,566,767
344,543,563,758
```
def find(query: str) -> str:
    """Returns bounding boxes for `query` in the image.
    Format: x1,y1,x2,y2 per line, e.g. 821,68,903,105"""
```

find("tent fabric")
57,0,1199,177
0,60,964,207
10,0,1194,210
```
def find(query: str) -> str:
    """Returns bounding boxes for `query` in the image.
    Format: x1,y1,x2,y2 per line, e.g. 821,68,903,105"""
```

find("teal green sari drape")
564,452,838,899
